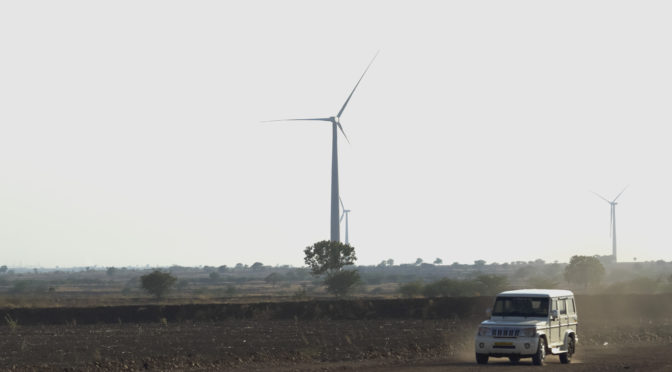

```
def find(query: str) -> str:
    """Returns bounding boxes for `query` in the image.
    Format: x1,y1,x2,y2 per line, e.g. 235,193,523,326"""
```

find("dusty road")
327,344,672,372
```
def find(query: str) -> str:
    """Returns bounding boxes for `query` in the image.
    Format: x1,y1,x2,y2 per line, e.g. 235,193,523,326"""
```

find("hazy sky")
2,1,671,268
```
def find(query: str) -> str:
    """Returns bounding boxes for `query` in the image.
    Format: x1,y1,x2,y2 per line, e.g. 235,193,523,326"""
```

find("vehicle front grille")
493,328,520,338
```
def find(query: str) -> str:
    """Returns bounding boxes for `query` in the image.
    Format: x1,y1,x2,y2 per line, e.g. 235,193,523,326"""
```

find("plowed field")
2,295,671,371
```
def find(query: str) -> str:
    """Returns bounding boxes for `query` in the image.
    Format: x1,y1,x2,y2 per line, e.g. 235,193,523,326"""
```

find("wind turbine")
266,52,378,242
593,187,627,262
339,197,351,245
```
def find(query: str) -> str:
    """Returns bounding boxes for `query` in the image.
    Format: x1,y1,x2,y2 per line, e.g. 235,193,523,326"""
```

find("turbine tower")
339,197,351,245
267,52,377,242
593,187,627,262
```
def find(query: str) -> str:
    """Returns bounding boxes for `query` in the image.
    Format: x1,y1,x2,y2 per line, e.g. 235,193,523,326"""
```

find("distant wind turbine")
266,52,378,242
592,187,627,262
339,197,351,245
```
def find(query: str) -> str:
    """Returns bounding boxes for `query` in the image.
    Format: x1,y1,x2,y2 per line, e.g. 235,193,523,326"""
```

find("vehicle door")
566,297,578,335
549,298,561,346
557,297,569,347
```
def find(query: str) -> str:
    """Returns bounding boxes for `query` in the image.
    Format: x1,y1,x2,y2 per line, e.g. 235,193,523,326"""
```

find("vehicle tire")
560,336,575,364
476,353,489,364
509,355,521,364
532,337,546,366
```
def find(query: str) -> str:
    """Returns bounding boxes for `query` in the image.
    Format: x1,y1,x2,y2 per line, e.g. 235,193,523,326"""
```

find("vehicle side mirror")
551,309,558,320
486,308,492,317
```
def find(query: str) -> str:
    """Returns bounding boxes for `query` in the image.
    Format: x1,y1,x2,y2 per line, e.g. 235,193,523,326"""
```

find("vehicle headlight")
521,328,536,337
478,327,490,336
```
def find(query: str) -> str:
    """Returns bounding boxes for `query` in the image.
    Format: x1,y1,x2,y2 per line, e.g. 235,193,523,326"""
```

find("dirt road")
321,344,672,372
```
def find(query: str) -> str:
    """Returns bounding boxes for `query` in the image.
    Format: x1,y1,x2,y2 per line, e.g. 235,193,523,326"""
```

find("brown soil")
1,295,671,371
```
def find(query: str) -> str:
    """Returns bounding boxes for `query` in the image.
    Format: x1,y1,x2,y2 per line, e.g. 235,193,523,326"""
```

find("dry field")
1,295,671,371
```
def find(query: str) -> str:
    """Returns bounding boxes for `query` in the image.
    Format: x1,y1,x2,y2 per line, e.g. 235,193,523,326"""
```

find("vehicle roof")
496,289,574,298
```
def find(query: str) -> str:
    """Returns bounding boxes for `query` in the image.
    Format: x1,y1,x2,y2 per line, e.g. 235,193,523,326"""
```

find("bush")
265,272,282,286
474,274,509,295
399,281,424,297
422,278,461,297
10,280,48,294
324,270,360,296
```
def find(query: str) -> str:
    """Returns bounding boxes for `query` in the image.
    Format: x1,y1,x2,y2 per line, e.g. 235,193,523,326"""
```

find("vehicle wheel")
532,337,546,366
560,336,575,364
476,353,489,364
509,355,521,364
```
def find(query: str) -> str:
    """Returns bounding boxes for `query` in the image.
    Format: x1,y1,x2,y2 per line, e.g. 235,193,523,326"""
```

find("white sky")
1,1,671,268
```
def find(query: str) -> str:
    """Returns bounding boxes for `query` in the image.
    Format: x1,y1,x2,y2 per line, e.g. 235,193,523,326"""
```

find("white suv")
474,289,578,365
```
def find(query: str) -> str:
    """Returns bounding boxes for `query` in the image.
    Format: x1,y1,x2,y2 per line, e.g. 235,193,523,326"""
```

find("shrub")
10,280,48,294
324,270,360,297
399,281,424,297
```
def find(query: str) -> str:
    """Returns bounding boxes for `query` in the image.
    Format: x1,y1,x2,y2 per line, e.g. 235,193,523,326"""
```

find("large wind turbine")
267,53,377,242
339,197,351,245
593,187,627,262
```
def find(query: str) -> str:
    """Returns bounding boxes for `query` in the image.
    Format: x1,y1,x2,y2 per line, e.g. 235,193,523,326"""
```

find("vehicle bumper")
474,336,540,357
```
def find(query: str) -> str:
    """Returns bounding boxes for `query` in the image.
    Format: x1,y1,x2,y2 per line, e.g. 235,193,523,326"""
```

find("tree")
304,240,358,296
303,240,356,275
415,258,423,266
433,258,443,265
251,262,264,270
140,270,177,299
209,272,221,281
386,258,394,267
0,265,7,274
106,267,118,276
564,255,605,289
474,259,486,267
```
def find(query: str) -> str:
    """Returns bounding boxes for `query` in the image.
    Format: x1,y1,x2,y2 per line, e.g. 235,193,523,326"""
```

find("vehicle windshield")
492,296,549,317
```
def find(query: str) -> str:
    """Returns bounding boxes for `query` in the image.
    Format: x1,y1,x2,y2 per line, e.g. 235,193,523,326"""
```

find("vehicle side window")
551,299,557,312
558,298,567,315
567,298,575,315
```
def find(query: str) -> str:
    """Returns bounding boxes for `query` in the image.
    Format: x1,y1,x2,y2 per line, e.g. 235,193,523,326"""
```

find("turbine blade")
340,212,345,223
337,123,350,144
339,197,345,211
612,185,628,202
262,117,333,123
337,51,379,119
592,191,611,204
